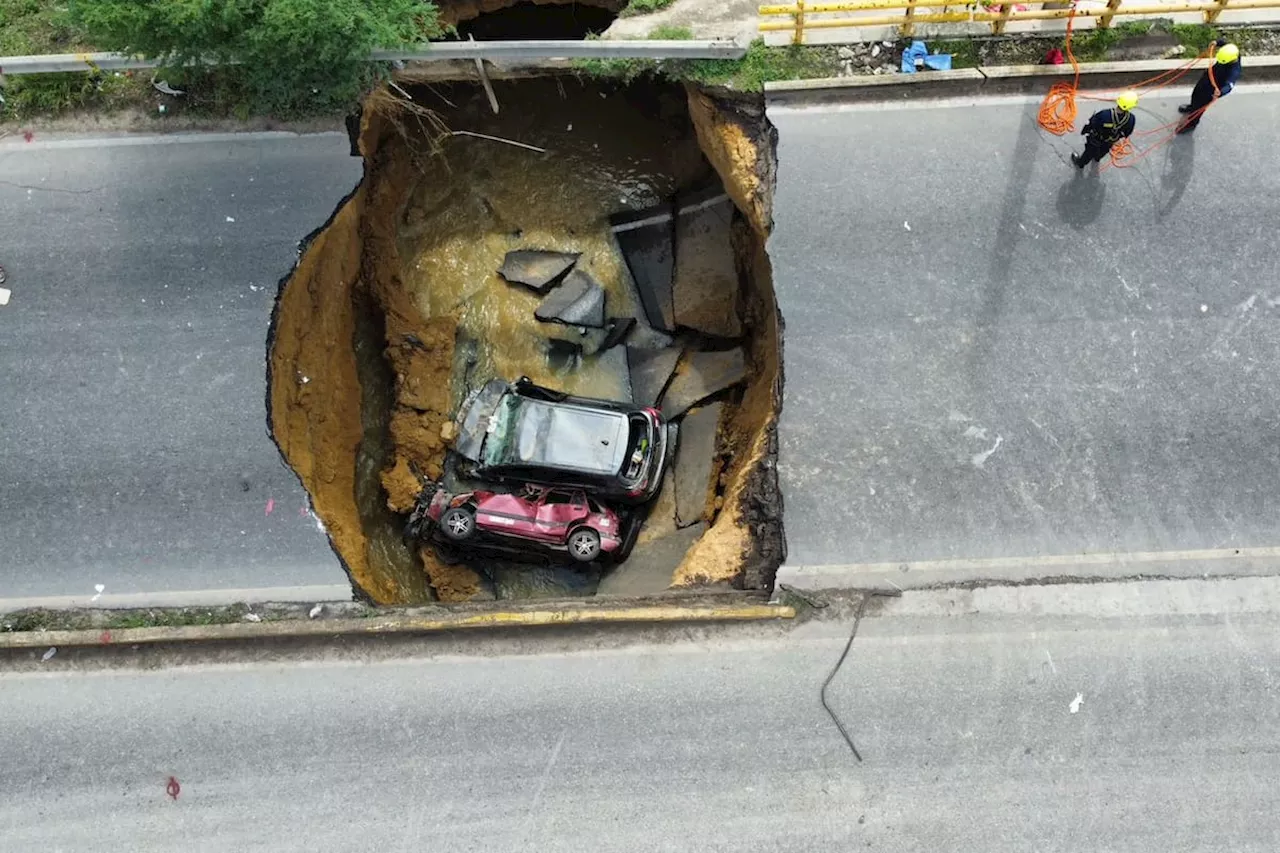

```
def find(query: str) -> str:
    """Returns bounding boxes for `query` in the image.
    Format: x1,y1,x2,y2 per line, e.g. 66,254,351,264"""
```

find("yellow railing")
759,0,1278,43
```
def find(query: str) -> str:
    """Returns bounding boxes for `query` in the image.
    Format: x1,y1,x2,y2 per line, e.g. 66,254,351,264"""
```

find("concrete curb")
0,602,796,650
775,546,1280,593
765,54,1280,104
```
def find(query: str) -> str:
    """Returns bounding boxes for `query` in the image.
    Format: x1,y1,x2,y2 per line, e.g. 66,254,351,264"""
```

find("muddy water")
396,79,712,401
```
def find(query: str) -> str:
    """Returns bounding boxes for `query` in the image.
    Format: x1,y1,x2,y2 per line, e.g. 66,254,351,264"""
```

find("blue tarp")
901,40,953,73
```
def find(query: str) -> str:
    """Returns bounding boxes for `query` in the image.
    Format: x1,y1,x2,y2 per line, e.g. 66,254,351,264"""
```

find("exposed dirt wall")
673,86,784,590
266,183,376,600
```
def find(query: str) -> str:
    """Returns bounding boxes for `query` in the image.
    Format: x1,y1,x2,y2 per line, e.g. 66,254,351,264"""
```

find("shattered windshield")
481,394,521,467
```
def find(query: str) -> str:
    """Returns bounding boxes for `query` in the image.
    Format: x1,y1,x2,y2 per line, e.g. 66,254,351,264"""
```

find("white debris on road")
971,434,1004,469
308,604,323,619
91,583,105,602
1069,692,1084,714
41,647,57,662
903,221,911,231
0,287,11,307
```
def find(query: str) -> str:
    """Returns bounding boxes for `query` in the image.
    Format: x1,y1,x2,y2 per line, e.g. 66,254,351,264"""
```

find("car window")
587,498,604,513
544,490,573,505
482,396,521,466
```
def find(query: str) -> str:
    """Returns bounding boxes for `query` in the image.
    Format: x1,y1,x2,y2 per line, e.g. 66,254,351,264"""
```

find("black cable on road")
821,589,902,763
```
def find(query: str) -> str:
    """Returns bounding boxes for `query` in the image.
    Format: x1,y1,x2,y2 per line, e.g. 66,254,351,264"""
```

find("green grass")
619,0,676,17
575,40,841,93
929,39,981,68
648,24,694,40
1,605,260,633
0,0,89,54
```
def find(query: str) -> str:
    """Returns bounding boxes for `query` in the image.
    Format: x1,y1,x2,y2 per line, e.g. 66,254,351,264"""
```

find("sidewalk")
604,0,760,43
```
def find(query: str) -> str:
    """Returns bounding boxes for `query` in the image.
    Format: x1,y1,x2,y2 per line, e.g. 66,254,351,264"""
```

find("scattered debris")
673,403,723,528
225,216,236,223
660,348,747,419
0,287,10,307
612,203,676,332
265,498,275,516
166,776,181,801
971,434,1004,469
498,249,580,293
599,316,636,352
534,268,607,328
91,583,105,603
244,612,263,623
901,40,952,73
1069,692,1084,714
627,346,681,407
152,79,185,96
449,130,545,153
308,603,323,619
903,220,911,231
41,647,56,662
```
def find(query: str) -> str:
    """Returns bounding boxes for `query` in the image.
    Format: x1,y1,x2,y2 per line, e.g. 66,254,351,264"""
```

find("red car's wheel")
567,527,601,563
440,506,476,542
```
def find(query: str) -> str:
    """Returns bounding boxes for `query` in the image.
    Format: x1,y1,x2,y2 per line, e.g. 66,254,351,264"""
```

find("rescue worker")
1072,91,1138,169
1177,41,1241,134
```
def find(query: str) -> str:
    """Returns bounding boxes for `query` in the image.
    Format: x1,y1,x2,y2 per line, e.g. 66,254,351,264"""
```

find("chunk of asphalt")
596,522,706,596
599,316,636,352
534,268,607,328
611,202,676,332
627,346,682,408
673,402,722,528
498,249,580,294
660,348,747,419
672,188,742,338
623,321,674,351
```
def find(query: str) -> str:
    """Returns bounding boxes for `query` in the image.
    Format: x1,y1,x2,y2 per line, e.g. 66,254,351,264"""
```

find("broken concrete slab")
534,268,606,328
623,321,674,352
611,203,675,332
674,402,722,529
596,522,705,597
498,249,580,293
672,189,742,338
660,348,746,419
599,316,636,352
627,346,682,408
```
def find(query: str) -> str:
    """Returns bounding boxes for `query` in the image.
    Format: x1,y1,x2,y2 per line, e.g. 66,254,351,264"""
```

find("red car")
422,484,623,563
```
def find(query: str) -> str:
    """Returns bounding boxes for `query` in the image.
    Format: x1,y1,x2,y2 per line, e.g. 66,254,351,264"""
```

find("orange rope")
1036,6,1081,135
1038,4,1210,139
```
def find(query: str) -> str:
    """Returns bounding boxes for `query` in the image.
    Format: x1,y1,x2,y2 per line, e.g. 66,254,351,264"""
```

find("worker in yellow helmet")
1072,91,1138,169
1177,40,1241,134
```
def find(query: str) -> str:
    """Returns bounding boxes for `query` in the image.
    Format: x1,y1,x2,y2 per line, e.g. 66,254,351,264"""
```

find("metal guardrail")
0,40,746,76
759,0,1280,43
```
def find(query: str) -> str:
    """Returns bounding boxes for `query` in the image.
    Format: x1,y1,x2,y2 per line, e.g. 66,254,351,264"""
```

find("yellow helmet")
1216,43,1240,64
1116,90,1138,111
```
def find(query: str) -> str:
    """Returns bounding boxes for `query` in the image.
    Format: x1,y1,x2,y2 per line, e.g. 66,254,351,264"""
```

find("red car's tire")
440,506,476,542
567,527,601,563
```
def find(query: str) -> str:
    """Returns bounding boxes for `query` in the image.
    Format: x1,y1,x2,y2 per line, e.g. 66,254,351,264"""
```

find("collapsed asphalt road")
0,132,359,604
770,89,1280,582
5,577,1280,851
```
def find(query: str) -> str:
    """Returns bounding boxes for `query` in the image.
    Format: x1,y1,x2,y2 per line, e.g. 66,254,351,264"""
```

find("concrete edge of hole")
0,599,796,650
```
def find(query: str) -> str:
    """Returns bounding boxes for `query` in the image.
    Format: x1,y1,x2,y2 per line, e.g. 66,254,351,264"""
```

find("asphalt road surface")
3,577,1279,851
0,132,360,604
769,87,1280,574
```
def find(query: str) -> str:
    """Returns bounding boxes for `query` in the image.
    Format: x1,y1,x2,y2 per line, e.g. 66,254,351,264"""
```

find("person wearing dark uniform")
1177,41,1241,134
1072,91,1138,169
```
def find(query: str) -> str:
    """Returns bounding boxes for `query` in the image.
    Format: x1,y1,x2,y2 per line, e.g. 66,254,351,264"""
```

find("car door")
534,489,585,543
